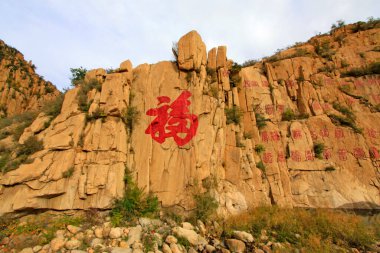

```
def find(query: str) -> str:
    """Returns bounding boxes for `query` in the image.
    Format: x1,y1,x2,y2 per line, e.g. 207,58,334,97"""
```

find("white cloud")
0,0,378,90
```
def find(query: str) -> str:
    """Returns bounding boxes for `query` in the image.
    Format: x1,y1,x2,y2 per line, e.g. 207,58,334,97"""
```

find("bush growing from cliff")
77,79,101,112
111,167,159,226
254,144,265,154
281,108,309,121
70,67,87,86
225,106,243,125
255,113,267,129
282,108,296,121
122,106,140,132
313,143,325,159
17,136,43,156
193,192,218,221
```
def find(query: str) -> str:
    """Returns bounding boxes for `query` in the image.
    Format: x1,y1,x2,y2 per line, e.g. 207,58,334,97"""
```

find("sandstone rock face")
0,26,379,216
177,30,207,71
0,40,60,117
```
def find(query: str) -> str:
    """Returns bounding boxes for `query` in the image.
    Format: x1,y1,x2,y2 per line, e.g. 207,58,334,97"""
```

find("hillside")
0,40,60,117
0,20,379,215
0,19,379,253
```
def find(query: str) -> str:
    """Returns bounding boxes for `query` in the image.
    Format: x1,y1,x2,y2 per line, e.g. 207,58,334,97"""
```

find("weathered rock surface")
0,24,380,216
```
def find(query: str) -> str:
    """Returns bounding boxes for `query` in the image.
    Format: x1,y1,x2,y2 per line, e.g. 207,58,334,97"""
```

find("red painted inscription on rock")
145,91,198,146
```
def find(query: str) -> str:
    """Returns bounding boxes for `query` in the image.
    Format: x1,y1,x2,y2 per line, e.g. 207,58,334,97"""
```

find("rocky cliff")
0,40,60,117
0,21,379,216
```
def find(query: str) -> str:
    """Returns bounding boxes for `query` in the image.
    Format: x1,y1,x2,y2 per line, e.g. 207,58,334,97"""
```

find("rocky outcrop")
0,40,60,117
0,23,379,216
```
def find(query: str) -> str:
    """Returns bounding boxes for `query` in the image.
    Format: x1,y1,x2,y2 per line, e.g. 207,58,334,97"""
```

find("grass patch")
332,102,355,120
177,236,191,248
0,214,83,247
223,206,379,252
17,136,43,156
281,108,309,121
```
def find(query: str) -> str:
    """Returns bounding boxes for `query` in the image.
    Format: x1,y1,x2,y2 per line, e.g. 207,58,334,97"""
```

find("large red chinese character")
145,91,198,146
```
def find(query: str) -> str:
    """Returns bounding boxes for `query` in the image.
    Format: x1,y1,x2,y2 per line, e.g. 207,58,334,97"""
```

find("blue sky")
0,0,378,90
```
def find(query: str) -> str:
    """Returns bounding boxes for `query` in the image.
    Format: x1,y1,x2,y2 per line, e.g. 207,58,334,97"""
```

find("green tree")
70,67,87,86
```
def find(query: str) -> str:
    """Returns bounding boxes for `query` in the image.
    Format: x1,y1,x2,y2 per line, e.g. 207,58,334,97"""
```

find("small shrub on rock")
255,113,267,129
193,192,218,221
225,106,243,125
111,167,159,225
17,136,43,156
254,144,265,154
313,143,325,159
